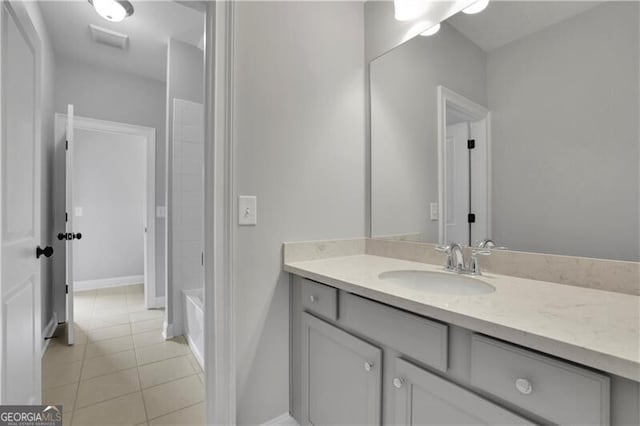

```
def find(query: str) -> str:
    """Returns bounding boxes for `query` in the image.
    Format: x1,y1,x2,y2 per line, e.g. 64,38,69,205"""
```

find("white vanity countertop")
284,254,640,381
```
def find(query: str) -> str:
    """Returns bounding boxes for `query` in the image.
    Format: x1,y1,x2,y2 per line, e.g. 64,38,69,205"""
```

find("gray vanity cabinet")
393,358,532,425
301,312,382,425
291,276,635,425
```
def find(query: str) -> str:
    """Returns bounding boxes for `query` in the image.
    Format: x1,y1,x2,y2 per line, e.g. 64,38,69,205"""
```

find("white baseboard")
262,413,299,426
186,334,205,371
41,312,58,357
162,321,174,340
74,275,144,292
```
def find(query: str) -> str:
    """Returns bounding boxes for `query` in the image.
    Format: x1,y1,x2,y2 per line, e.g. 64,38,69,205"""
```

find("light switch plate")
74,207,83,217
239,196,257,226
430,202,439,221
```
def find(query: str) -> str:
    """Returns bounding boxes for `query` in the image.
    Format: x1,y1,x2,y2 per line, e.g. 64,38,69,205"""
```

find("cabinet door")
393,358,533,425
302,313,382,425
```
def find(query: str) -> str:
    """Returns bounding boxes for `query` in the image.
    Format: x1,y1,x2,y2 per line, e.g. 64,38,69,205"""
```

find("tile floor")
42,284,205,426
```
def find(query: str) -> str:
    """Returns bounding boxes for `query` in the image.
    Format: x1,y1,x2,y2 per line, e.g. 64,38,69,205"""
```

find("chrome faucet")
436,243,466,273
477,239,496,249
449,243,466,272
476,238,508,251
436,241,498,275
471,239,507,275
435,244,455,271
469,248,491,275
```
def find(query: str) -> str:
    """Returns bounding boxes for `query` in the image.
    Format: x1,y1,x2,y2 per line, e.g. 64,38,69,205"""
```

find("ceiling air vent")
89,24,129,50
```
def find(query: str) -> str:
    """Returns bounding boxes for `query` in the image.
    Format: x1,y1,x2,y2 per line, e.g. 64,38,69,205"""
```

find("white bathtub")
182,288,204,370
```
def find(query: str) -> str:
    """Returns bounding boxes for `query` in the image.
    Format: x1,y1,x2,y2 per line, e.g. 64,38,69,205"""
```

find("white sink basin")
378,270,496,295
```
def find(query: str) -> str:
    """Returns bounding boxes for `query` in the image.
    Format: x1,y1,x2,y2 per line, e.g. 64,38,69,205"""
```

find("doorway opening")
53,112,158,340
437,85,491,246
0,0,217,421
38,1,208,423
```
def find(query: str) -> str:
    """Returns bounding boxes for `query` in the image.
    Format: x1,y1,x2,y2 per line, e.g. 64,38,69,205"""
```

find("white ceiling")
40,0,204,82
447,1,602,52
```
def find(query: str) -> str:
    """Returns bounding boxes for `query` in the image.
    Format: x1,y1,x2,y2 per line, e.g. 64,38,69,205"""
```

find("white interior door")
0,0,42,404
470,119,489,244
445,122,470,245
65,105,75,345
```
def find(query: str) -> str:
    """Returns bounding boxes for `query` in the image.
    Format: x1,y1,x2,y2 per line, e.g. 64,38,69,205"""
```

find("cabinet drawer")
470,334,610,425
394,358,532,425
340,293,448,372
301,279,338,320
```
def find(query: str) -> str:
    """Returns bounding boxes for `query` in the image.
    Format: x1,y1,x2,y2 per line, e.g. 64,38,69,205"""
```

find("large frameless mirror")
370,1,639,261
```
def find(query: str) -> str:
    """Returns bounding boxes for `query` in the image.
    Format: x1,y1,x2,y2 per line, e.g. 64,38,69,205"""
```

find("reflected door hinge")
65,285,69,294
201,252,204,266
65,140,69,150
468,213,476,224
65,212,68,222
467,139,476,150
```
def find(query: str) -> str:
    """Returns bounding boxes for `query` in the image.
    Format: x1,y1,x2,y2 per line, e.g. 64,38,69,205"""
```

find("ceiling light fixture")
462,0,490,15
394,0,430,21
88,0,134,22
420,23,441,37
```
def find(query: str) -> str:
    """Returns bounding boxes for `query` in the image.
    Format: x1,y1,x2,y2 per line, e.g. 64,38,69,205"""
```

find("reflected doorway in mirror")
437,86,491,246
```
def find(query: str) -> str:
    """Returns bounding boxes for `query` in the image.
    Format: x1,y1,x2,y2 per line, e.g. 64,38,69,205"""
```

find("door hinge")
65,285,69,294
65,140,69,150
468,213,476,224
65,212,68,223
201,252,204,266
467,139,476,150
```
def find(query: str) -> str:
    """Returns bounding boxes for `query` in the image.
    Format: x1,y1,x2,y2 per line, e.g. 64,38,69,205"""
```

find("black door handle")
57,232,82,240
36,246,54,259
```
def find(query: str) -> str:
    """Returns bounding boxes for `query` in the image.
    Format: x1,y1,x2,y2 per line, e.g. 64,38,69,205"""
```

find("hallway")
42,285,204,425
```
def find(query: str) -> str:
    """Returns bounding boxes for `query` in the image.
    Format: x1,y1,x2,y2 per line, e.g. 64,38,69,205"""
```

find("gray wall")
167,39,204,106
371,22,486,241
488,2,640,261
53,56,167,293
73,129,146,281
165,38,203,333
23,1,55,334
233,2,366,423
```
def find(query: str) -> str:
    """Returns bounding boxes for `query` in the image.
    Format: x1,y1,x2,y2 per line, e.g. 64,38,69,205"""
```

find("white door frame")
437,85,491,245
54,114,157,307
204,1,236,424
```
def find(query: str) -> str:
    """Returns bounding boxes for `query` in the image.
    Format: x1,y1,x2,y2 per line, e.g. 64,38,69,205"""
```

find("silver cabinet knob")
364,362,373,372
515,378,533,395
309,295,317,303
393,378,404,389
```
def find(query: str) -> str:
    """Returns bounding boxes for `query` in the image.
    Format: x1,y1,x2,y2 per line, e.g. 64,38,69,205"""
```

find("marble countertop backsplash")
284,238,639,295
